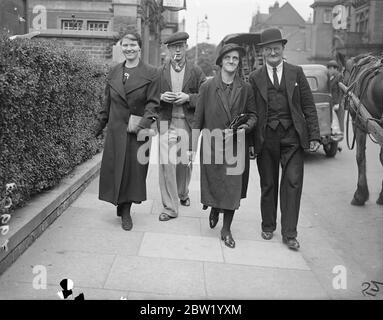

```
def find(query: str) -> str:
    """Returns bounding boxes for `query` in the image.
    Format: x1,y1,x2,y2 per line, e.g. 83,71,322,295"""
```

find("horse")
337,52,383,206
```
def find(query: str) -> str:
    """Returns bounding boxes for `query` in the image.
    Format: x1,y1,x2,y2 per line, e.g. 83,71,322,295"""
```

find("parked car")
300,64,341,157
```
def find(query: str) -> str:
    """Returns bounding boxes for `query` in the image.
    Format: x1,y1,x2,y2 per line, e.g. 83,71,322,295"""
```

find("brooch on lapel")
124,72,130,81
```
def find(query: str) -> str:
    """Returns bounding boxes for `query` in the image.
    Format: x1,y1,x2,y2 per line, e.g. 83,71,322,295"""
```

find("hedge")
0,33,107,209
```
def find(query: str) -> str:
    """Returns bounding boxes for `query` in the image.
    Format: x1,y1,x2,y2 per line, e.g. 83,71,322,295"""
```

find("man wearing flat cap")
327,60,344,141
191,43,257,248
157,31,206,222
249,28,320,250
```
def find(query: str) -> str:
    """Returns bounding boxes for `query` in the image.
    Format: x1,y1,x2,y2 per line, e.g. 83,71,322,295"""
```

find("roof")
263,2,306,27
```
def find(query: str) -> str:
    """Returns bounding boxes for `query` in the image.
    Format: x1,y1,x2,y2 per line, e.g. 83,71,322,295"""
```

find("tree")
186,42,217,77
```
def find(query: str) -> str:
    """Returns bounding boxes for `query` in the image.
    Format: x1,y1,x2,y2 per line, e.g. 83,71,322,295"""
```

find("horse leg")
377,147,383,205
351,125,369,206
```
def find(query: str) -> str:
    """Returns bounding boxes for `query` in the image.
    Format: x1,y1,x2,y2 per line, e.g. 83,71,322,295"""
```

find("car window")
306,77,318,91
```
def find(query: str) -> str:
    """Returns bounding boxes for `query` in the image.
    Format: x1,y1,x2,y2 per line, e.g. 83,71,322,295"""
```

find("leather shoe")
180,198,190,206
221,230,235,249
261,231,273,240
159,213,176,221
283,237,300,250
209,208,220,229
121,208,133,231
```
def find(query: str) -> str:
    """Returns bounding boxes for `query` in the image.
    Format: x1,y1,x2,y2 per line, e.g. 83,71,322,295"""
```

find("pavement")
0,136,381,300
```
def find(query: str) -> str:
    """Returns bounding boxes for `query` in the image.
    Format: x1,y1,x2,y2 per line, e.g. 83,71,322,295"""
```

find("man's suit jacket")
158,60,206,130
249,62,320,154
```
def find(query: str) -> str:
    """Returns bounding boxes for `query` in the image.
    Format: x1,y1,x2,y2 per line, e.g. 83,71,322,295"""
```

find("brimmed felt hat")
258,28,287,47
164,31,189,45
216,43,246,65
327,60,339,68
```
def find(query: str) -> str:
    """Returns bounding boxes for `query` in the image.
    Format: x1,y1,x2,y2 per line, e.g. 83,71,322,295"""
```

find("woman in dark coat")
192,44,257,248
95,33,160,231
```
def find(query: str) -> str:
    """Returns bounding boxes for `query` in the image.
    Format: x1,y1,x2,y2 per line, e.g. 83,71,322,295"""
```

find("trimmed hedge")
0,33,106,208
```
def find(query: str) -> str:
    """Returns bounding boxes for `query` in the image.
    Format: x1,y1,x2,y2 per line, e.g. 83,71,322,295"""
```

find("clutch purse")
229,113,249,130
127,114,142,133
127,114,157,135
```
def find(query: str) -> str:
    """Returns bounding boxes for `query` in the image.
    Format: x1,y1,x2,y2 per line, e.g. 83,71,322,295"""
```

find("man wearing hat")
191,43,257,248
157,31,206,221
249,28,320,250
327,60,344,140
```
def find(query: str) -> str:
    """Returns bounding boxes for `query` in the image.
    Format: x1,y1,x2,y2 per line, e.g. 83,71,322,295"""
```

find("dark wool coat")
158,60,206,131
97,60,160,205
249,62,320,154
192,72,257,211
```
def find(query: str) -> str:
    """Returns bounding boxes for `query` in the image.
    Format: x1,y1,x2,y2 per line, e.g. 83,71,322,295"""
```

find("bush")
0,33,107,208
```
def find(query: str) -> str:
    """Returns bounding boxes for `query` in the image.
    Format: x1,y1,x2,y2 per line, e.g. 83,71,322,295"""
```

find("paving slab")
222,239,310,270
204,262,328,299
127,291,206,300
139,232,223,263
133,214,202,236
0,249,115,289
30,225,144,257
104,256,206,297
0,280,61,300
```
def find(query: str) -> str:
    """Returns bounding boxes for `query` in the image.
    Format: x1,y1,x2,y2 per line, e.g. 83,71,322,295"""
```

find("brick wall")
35,30,118,61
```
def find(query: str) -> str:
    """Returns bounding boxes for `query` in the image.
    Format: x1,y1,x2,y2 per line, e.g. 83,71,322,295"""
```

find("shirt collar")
266,60,283,73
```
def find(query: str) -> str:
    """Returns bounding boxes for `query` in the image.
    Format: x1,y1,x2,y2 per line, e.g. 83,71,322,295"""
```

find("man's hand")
173,92,190,105
161,91,177,103
309,140,320,152
333,104,339,111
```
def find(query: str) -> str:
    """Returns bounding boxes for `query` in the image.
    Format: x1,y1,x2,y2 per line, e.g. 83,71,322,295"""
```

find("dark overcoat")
249,62,320,154
193,72,257,211
97,60,160,205
158,60,206,131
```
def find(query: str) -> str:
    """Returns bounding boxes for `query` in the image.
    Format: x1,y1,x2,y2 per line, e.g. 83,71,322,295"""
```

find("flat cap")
216,43,245,66
164,31,189,45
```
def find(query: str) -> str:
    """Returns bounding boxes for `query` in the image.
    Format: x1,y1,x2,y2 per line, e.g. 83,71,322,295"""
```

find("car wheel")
323,141,338,157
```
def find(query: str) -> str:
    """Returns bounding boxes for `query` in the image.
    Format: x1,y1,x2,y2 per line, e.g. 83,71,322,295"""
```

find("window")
323,9,332,23
62,20,83,30
356,9,369,33
87,21,109,31
306,77,318,91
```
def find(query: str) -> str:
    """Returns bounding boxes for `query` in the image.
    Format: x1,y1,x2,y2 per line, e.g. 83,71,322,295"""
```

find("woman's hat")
216,43,246,65
258,28,287,47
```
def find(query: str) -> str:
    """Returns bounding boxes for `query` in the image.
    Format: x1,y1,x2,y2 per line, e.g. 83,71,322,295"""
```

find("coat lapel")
182,61,192,91
163,61,172,91
230,76,243,115
108,62,129,105
283,62,298,107
124,60,152,96
213,74,232,123
254,66,268,103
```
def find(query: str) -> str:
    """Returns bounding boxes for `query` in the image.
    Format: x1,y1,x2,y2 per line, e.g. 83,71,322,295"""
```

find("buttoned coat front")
97,60,160,205
249,62,320,154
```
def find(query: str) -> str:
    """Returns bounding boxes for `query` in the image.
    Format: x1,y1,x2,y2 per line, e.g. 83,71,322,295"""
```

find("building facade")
310,0,383,62
249,1,313,65
22,0,180,65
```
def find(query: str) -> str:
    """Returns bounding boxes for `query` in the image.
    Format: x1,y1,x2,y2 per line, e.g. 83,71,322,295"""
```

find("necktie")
273,67,279,89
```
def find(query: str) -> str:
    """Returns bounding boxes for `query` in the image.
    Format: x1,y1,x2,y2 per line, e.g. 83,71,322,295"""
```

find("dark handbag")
229,113,249,130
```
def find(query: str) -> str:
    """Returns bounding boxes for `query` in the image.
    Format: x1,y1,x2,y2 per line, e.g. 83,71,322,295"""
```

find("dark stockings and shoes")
209,207,220,228
221,209,235,248
118,202,132,231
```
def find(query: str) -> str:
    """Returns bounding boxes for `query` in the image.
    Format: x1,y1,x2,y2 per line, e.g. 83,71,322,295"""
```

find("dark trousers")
256,124,304,238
